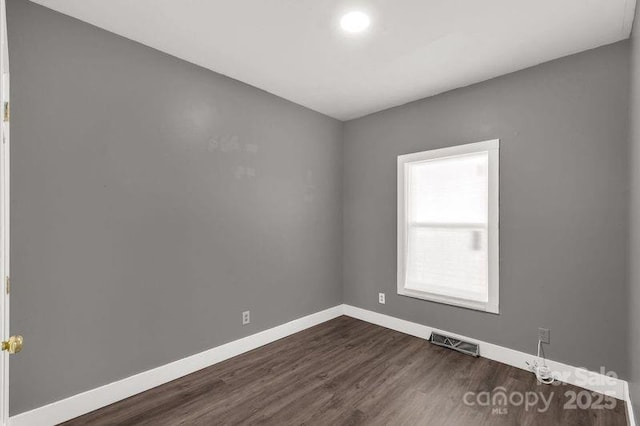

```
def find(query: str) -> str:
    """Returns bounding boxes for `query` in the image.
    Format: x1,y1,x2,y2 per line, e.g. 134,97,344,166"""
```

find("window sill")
397,287,500,314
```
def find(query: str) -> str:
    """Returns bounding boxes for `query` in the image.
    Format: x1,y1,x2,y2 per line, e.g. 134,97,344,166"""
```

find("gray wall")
343,41,630,377
7,0,343,415
629,1,640,418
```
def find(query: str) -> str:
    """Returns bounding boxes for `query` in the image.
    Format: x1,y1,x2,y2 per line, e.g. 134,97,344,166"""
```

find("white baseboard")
10,304,633,426
9,305,344,426
625,382,638,426
342,305,628,402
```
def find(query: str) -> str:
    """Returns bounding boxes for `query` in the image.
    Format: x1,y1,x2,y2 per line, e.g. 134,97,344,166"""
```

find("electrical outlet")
538,327,550,344
242,311,250,325
378,293,386,304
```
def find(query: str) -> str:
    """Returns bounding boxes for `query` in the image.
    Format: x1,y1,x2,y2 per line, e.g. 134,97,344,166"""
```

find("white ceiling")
30,0,636,120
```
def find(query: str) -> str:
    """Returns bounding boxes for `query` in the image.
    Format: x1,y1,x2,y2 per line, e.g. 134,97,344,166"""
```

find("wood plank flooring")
62,316,628,425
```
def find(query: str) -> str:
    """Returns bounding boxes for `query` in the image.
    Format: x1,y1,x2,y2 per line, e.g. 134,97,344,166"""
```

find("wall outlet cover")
538,328,550,344
242,311,251,325
378,293,386,304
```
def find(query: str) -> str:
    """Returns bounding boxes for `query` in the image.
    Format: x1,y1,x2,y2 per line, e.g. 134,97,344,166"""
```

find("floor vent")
429,332,479,357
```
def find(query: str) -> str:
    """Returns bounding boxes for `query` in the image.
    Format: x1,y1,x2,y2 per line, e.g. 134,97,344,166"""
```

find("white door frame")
0,0,10,423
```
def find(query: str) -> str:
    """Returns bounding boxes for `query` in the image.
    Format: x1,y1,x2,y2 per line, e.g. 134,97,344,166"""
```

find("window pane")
408,152,488,225
406,226,488,302
405,151,489,303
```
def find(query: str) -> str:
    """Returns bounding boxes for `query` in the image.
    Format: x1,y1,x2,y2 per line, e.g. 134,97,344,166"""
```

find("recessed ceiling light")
340,11,370,33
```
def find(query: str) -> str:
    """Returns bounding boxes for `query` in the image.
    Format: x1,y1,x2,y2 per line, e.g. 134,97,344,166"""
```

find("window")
397,140,499,313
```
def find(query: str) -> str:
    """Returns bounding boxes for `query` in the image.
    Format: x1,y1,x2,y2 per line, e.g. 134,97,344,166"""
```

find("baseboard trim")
9,305,344,426
342,304,628,402
625,382,638,426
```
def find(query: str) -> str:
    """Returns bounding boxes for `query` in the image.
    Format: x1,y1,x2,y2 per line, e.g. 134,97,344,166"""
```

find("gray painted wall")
629,1,640,418
7,0,343,415
343,41,630,377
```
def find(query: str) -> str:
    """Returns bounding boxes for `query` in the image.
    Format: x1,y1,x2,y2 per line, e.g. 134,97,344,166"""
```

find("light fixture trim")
340,11,371,33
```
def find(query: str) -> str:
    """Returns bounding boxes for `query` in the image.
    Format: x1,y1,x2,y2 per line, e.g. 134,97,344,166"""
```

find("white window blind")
397,140,499,313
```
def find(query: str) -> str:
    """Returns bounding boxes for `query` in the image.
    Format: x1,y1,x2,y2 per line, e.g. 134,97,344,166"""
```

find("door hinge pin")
5,276,9,295
3,102,8,122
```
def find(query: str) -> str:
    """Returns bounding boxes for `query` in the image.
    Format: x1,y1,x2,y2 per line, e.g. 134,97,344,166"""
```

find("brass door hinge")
3,102,8,122
5,276,9,295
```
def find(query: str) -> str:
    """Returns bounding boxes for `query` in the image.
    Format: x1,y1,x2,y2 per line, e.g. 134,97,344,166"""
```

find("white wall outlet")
378,293,386,304
242,310,250,325
538,327,550,344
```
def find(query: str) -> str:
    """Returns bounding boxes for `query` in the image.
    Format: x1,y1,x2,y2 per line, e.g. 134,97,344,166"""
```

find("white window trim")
397,139,500,314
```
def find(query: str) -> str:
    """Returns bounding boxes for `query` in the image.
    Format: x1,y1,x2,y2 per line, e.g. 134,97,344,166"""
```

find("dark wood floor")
62,316,628,425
